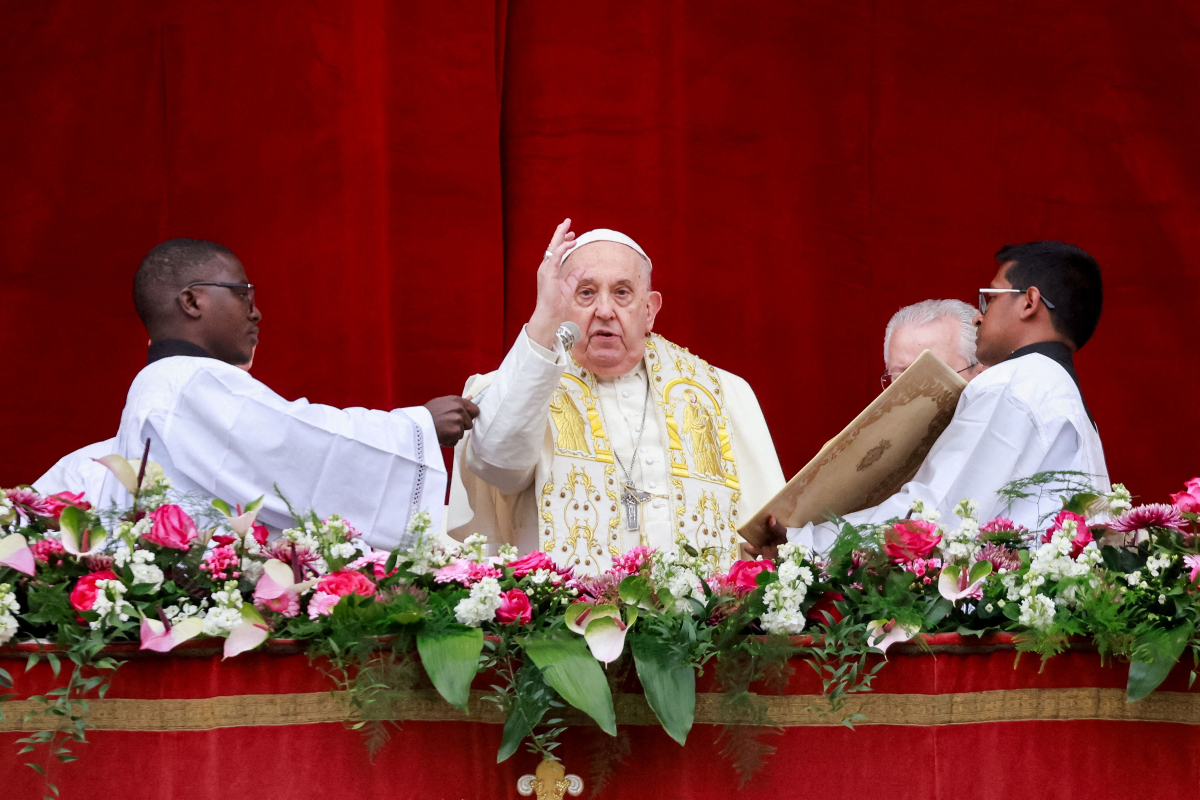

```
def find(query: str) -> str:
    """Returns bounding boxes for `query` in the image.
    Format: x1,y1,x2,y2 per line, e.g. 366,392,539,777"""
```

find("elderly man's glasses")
978,287,1055,315
184,281,256,308
881,362,976,390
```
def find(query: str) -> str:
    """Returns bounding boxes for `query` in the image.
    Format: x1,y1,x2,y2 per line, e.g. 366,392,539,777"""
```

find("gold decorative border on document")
4,687,1200,733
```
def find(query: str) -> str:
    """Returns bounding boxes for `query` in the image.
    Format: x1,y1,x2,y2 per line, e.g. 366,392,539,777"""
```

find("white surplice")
33,439,117,499
97,356,445,549
448,327,785,561
788,351,1109,554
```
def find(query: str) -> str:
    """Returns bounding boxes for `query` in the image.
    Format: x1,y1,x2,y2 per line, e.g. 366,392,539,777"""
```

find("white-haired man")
448,220,785,575
882,299,983,389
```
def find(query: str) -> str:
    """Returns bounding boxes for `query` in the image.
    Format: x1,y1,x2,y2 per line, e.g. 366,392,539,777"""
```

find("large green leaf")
416,627,484,711
1127,622,1193,702
630,635,694,746
497,662,556,763
524,635,617,735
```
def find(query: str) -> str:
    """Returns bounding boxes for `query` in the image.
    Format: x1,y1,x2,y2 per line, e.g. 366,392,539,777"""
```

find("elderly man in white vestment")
882,299,984,389
95,239,478,550
755,241,1110,557
448,220,785,575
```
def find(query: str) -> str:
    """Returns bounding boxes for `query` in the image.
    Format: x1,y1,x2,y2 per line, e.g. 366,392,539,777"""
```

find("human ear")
1018,288,1040,321
645,291,663,331
177,288,204,320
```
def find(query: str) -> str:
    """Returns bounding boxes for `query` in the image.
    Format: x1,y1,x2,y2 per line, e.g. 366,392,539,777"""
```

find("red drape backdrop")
2,1,1198,498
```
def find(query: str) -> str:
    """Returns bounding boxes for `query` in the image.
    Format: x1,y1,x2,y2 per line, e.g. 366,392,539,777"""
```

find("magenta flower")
980,517,1028,536
975,543,1022,571
1110,504,1189,534
1170,478,1200,514
884,520,942,563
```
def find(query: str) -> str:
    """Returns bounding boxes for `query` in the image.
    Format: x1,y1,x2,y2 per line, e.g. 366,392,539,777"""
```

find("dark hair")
995,241,1103,349
133,238,236,330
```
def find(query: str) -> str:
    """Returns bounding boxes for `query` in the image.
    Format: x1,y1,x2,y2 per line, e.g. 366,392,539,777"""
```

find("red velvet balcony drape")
2,1,1198,497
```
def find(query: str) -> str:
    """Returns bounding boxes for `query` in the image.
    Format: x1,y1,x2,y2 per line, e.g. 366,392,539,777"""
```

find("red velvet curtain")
3,1,1198,499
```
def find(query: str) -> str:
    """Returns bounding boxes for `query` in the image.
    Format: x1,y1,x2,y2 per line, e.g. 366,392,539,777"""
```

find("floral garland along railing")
2,455,1200,794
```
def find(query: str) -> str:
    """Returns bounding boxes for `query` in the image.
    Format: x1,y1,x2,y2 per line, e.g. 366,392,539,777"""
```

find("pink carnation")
1110,504,1189,535
143,504,199,550
200,544,241,580
433,560,502,586
496,589,533,625
317,569,377,598
904,557,941,580
346,551,398,580
506,550,554,578
307,591,340,619
1170,478,1200,514
883,519,942,563
980,517,1027,535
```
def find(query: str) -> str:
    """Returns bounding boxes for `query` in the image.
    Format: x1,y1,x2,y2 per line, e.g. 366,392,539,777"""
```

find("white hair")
883,299,979,366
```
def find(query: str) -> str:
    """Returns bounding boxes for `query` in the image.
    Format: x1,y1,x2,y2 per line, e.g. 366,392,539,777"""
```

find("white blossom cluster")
497,543,519,564
1145,554,1174,578
0,495,16,525
761,542,814,635
202,581,245,636
404,512,455,576
1104,483,1133,515
0,583,19,645
279,525,329,574
1006,520,1101,631
940,499,982,563
454,576,502,626
164,600,206,626
529,569,562,586
127,549,164,592
461,533,488,563
113,518,152,553
908,499,942,524
90,580,134,630
649,545,705,613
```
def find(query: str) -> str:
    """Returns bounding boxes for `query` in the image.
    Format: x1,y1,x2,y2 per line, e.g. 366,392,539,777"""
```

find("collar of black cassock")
147,339,214,365
1004,341,1096,429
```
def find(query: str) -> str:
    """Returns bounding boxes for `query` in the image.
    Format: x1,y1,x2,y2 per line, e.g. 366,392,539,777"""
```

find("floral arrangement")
2,456,1199,789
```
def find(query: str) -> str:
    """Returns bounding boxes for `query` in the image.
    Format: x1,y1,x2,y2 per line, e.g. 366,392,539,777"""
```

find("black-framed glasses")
184,281,256,308
978,287,1055,315
881,362,977,390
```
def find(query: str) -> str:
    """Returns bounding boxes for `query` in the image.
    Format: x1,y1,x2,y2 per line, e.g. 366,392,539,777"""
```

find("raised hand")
423,395,480,447
527,218,583,349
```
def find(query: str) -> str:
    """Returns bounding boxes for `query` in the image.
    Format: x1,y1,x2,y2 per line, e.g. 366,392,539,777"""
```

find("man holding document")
750,241,1109,557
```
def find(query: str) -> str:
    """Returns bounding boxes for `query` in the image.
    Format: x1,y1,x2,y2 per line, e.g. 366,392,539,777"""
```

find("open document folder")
739,350,967,547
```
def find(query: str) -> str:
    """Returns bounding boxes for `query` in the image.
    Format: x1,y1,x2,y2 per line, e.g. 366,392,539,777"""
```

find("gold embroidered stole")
538,334,742,575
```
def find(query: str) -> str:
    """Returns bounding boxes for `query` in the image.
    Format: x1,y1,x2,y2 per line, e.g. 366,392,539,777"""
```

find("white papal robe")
97,355,445,550
788,346,1109,554
33,439,117,499
448,327,785,574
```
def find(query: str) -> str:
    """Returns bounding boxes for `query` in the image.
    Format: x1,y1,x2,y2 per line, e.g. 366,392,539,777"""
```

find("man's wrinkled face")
194,254,261,366
564,242,662,378
973,262,1018,367
886,316,971,382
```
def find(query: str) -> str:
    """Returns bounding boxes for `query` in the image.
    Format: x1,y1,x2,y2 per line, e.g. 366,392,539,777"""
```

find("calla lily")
938,560,993,603
566,602,639,664
223,606,270,659
0,533,35,576
212,496,265,536
94,455,163,494
139,614,205,652
59,506,106,556
253,558,317,602
866,618,917,656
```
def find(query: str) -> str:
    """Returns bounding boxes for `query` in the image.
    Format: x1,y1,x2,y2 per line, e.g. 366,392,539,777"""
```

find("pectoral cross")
620,484,653,531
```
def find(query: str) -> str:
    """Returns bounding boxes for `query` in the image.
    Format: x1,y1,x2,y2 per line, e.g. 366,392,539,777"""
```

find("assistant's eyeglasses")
184,281,256,308
977,287,1054,315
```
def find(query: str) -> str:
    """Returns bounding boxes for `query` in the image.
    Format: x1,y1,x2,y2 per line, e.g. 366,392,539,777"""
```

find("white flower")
329,541,357,560
454,577,502,626
954,499,979,520
1105,483,1132,515
1018,594,1057,630
89,580,134,630
1126,571,1142,587
0,584,18,645
241,557,265,584
497,544,519,564
529,569,554,585
1158,594,1167,605
1146,554,1174,578
462,533,489,563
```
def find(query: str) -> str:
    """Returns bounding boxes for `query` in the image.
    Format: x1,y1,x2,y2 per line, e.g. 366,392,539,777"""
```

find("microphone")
556,321,582,351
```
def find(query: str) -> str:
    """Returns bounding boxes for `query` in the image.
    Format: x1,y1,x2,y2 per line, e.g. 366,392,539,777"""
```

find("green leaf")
496,662,555,763
211,498,233,516
924,597,954,626
619,575,651,606
524,634,617,736
416,627,484,711
244,495,265,513
630,635,694,746
1063,492,1101,516
1128,622,1193,702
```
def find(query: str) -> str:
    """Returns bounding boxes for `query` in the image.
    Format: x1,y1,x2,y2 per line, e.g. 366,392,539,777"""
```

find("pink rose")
250,522,270,546
143,504,199,550
726,559,776,594
506,551,555,578
883,520,942,563
1171,478,1200,514
69,570,119,612
496,589,533,625
317,569,377,598
41,491,92,521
